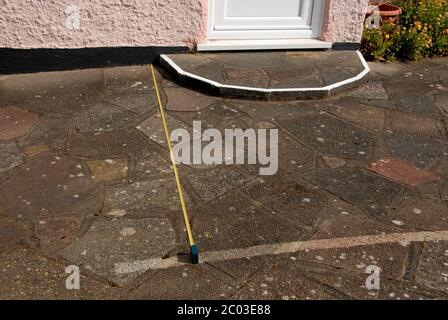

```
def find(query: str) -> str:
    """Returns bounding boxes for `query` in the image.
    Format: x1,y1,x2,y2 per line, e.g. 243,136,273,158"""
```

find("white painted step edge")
160,51,370,94
197,39,332,51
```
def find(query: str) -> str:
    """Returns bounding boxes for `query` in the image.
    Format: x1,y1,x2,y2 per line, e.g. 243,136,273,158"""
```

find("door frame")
207,0,326,40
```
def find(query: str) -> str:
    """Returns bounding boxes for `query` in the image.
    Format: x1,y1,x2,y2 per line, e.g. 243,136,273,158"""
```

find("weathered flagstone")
35,216,84,255
234,265,339,300
133,147,172,179
102,179,185,217
104,65,152,92
0,141,23,173
393,94,441,118
20,118,69,151
103,90,158,114
0,106,39,140
165,86,218,112
87,158,129,182
0,246,112,299
415,240,448,294
0,219,29,252
137,113,189,147
392,197,448,231
385,132,448,168
66,128,149,158
193,193,308,251
346,82,389,100
232,100,319,121
387,110,445,139
128,265,235,299
186,166,251,202
0,153,99,219
367,157,440,187
379,278,448,300
243,178,327,228
307,167,404,216
323,98,385,133
75,102,135,133
62,218,177,285
281,114,375,161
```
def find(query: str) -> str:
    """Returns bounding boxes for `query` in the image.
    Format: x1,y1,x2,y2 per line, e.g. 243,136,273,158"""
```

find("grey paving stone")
133,147,172,179
385,132,448,168
281,114,375,160
186,166,252,202
307,168,404,216
19,118,69,150
104,65,152,92
102,178,186,218
415,240,448,294
243,178,327,228
392,197,448,231
62,218,177,285
0,141,23,173
75,102,135,133
0,152,99,219
103,90,158,115
0,246,112,299
66,128,149,158
0,218,29,252
128,265,235,299
346,82,389,100
234,265,339,300
193,193,308,251
137,113,189,148
394,94,441,118
35,216,84,255
165,86,218,112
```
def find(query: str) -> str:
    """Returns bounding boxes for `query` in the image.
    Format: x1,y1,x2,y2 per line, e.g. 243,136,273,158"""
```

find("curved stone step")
160,50,370,100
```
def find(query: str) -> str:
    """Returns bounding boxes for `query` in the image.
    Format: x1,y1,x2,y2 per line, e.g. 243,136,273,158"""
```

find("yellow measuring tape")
148,65,198,264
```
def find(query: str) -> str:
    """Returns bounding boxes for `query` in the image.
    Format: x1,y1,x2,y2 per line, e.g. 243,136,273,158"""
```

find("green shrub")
361,0,448,61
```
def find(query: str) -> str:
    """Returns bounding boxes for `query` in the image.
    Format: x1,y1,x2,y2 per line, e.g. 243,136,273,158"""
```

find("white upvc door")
208,0,325,40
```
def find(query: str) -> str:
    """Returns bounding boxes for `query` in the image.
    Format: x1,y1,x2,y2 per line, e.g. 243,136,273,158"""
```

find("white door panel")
209,0,324,40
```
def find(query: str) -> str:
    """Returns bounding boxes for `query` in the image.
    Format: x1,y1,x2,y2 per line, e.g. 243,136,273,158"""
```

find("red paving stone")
367,157,440,187
0,106,39,140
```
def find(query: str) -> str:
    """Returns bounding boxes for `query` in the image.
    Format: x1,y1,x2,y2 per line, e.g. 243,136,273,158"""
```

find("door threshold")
197,39,332,51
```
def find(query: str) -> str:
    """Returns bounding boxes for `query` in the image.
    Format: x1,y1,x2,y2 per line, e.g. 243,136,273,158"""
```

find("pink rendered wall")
320,0,370,43
0,0,368,49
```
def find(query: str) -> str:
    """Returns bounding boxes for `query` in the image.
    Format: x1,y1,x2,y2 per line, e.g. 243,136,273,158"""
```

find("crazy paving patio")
0,56,448,299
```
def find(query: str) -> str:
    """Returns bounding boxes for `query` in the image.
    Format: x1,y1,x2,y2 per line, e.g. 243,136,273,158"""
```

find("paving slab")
186,166,252,202
0,106,39,140
103,90,158,115
0,152,99,219
307,167,404,216
387,110,446,139
133,147,172,179
193,193,308,251
233,265,339,300
62,218,177,286
0,141,23,173
281,114,375,161
104,65,152,92
0,218,29,252
392,197,448,231
102,179,185,218
415,240,448,294
367,157,440,187
128,265,235,300
75,102,135,133
243,178,327,229
0,246,112,299
137,113,189,148
385,132,448,168
165,86,218,112
66,128,149,158
86,158,129,182
19,118,69,151
35,216,84,255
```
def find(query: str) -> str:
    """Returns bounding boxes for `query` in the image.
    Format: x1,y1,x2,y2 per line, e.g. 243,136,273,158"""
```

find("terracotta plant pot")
366,2,402,22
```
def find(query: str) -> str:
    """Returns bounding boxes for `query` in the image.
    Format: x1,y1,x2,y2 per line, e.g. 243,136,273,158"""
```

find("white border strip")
160,50,370,94
115,230,448,273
